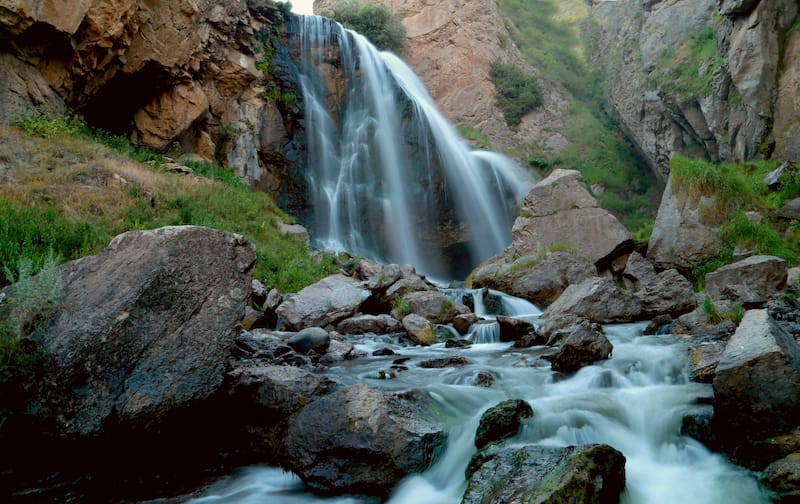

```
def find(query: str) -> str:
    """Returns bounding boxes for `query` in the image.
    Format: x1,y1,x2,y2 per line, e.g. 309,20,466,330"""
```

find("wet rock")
759,453,800,502
513,331,547,348
402,314,436,346
276,274,370,331
496,315,535,343
712,310,800,453
681,405,716,449
544,277,642,324
474,399,533,449
445,338,472,349
636,269,696,317
401,290,471,324
418,356,468,369
384,276,434,300
287,327,330,355
453,313,480,335
463,444,626,504
705,255,787,304
21,226,255,437
644,314,673,335
286,384,446,496
538,313,586,345
336,314,403,335
474,371,495,388
733,427,800,471
373,347,396,356
688,341,727,383
551,321,613,373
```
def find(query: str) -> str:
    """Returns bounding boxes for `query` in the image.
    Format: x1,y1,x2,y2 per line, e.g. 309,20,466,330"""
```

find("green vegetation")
701,296,744,324
391,294,410,317
489,60,543,128
649,24,723,100
457,125,494,150
322,0,407,55
670,156,800,286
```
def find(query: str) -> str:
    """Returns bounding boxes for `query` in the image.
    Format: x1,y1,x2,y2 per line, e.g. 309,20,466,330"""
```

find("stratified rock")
759,453,800,502
401,290,471,324
636,269,696,317
647,176,721,270
276,274,369,331
712,309,800,452
472,251,596,306
287,327,330,354
551,321,614,373
705,255,787,303
474,400,533,449
25,226,255,437
463,444,626,504
336,314,403,335
402,314,436,346
286,384,446,495
544,277,642,324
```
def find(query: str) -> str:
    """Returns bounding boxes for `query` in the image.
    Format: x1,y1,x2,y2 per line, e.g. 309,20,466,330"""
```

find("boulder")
688,341,727,383
789,266,800,292
733,427,800,471
543,277,642,324
418,356,468,369
336,314,403,335
778,197,800,222
474,399,533,449
550,321,614,373
495,315,535,343
712,309,800,451
23,226,255,437
463,444,626,504
509,170,633,269
647,176,721,270
287,327,330,355
453,313,480,335
402,314,436,346
276,274,370,331
759,453,800,502
471,251,596,306
538,313,586,346
622,251,657,292
668,298,738,339
705,255,787,303
401,290,471,324
635,269,696,317
286,384,446,495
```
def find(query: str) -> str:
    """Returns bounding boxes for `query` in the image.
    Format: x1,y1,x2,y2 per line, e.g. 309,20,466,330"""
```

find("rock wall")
589,0,800,181
0,0,306,206
314,0,569,155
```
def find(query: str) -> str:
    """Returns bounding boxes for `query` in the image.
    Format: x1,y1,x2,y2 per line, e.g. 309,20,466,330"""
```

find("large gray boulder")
647,176,721,270
286,384,446,495
636,269,696,317
550,321,614,373
276,274,370,331
471,251,597,306
510,170,632,268
463,444,626,504
336,314,404,335
474,399,533,449
25,226,255,437
705,255,787,303
712,310,800,451
543,277,642,324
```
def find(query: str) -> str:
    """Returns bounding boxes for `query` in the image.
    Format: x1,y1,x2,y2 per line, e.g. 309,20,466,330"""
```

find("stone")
789,267,800,292
543,277,642,324
287,327,330,354
278,222,310,245
705,255,787,303
336,314,403,335
471,251,596,306
635,269,696,317
778,197,800,222
474,399,533,449
402,314,436,346
495,315,535,343
622,251,657,292
418,356,468,369
0,53,65,124
538,313,586,346
286,384,446,495
681,405,716,449
550,321,614,373
11,227,255,439
712,309,800,451
463,444,626,504
759,453,800,502
133,81,210,149
774,33,800,160
688,341,727,383
276,274,369,331
453,313,480,335
763,161,789,190
647,176,721,270
474,371,495,388
401,290,471,324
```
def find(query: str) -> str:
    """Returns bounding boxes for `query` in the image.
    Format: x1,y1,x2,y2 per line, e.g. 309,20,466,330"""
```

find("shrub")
489,60,543,128
324,0,407,55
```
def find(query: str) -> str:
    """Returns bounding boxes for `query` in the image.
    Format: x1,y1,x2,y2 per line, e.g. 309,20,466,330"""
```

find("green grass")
457,125,494,150
649,24,723,100
489,60,543,128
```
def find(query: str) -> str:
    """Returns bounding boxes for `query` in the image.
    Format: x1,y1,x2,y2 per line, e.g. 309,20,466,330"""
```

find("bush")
489,60,542,128
323,0,407,55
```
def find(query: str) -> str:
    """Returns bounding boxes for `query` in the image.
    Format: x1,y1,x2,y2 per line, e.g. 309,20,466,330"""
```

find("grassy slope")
495,0,662,241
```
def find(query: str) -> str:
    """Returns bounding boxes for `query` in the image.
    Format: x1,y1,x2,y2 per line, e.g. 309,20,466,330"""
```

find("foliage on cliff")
489,61,543,128
322,0,407,54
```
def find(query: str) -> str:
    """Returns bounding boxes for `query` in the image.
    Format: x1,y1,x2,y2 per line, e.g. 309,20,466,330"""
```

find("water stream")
288,16,532,280
190,291,768,504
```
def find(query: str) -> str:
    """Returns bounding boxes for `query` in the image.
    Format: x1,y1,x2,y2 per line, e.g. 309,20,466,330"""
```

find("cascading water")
190,291,770,504
287,15,531,280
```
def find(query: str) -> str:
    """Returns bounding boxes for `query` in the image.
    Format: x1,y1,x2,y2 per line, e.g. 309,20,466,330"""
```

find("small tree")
489,60,543,128
324,0,407,55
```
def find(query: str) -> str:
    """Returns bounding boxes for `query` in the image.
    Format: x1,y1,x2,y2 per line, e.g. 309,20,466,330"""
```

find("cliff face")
314,0,570,155
0,0,306,207
589,0,800,181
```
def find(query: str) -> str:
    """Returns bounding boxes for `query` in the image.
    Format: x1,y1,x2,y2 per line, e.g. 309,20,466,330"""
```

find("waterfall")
287,15,532,280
